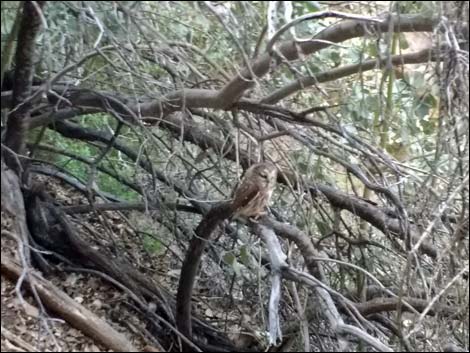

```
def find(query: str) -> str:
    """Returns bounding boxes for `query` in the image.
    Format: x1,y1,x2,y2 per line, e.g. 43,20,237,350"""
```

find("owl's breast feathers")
231,181,258,210
231,183,270,218
230,162,277,219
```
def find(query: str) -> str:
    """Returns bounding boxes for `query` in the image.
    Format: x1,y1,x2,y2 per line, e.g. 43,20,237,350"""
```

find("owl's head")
251,162,277,186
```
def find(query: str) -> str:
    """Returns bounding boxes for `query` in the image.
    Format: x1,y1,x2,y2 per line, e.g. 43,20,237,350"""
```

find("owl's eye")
259,172,268,179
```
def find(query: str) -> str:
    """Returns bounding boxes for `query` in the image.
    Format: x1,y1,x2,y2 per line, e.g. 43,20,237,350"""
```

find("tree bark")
4,1,46,173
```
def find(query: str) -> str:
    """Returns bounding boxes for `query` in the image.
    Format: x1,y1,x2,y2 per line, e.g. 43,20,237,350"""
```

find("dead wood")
22,183,238,352
1,253,138,352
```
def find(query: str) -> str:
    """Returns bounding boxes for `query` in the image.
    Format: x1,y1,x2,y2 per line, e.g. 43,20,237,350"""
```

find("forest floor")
1,176,170,352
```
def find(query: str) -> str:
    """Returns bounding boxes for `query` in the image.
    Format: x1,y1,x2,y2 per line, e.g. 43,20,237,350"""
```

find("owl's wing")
231,180,260,212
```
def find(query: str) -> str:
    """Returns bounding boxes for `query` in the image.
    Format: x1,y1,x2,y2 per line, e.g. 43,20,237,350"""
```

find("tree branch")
176,202,233,342
262,48,436,103
217,14,435,106
4,1,46,172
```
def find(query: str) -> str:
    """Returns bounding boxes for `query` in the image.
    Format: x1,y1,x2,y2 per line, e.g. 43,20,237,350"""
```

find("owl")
231,162,277,220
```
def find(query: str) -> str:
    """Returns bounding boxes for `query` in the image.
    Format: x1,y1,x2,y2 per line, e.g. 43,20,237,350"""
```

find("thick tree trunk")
4,1,46,173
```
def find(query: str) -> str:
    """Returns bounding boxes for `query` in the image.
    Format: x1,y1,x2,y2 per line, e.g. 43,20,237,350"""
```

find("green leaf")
223,252,236,265
239,245,251,267
295,1,321,13
398,34,409,50
143,235,162,254
223,253,241,277
329,51,341,66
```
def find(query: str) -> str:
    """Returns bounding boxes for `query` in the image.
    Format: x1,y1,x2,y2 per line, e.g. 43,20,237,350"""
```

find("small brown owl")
231,162,277,220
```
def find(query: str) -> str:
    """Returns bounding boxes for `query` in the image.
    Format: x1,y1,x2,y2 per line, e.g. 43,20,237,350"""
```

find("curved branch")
311,184,437,258
13,49,436,130
257,219,393,352
1,16,436,122
1,253,138,352
217,14,436,106
354,297,459,317
175,202,233,341
266,11,381,53
30,143,142,194
137,88,222,118
29,163,127,203
39,104,437,258
262,48,436,103
62,202,198,215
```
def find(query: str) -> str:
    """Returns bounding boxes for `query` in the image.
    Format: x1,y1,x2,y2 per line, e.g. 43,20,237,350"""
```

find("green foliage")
238,245,252,268
295,1,322,13
2,1,467,350
223,252,242,277
142,234,162,254
31,113,139,201
342,65,438,157
397,1,437,14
